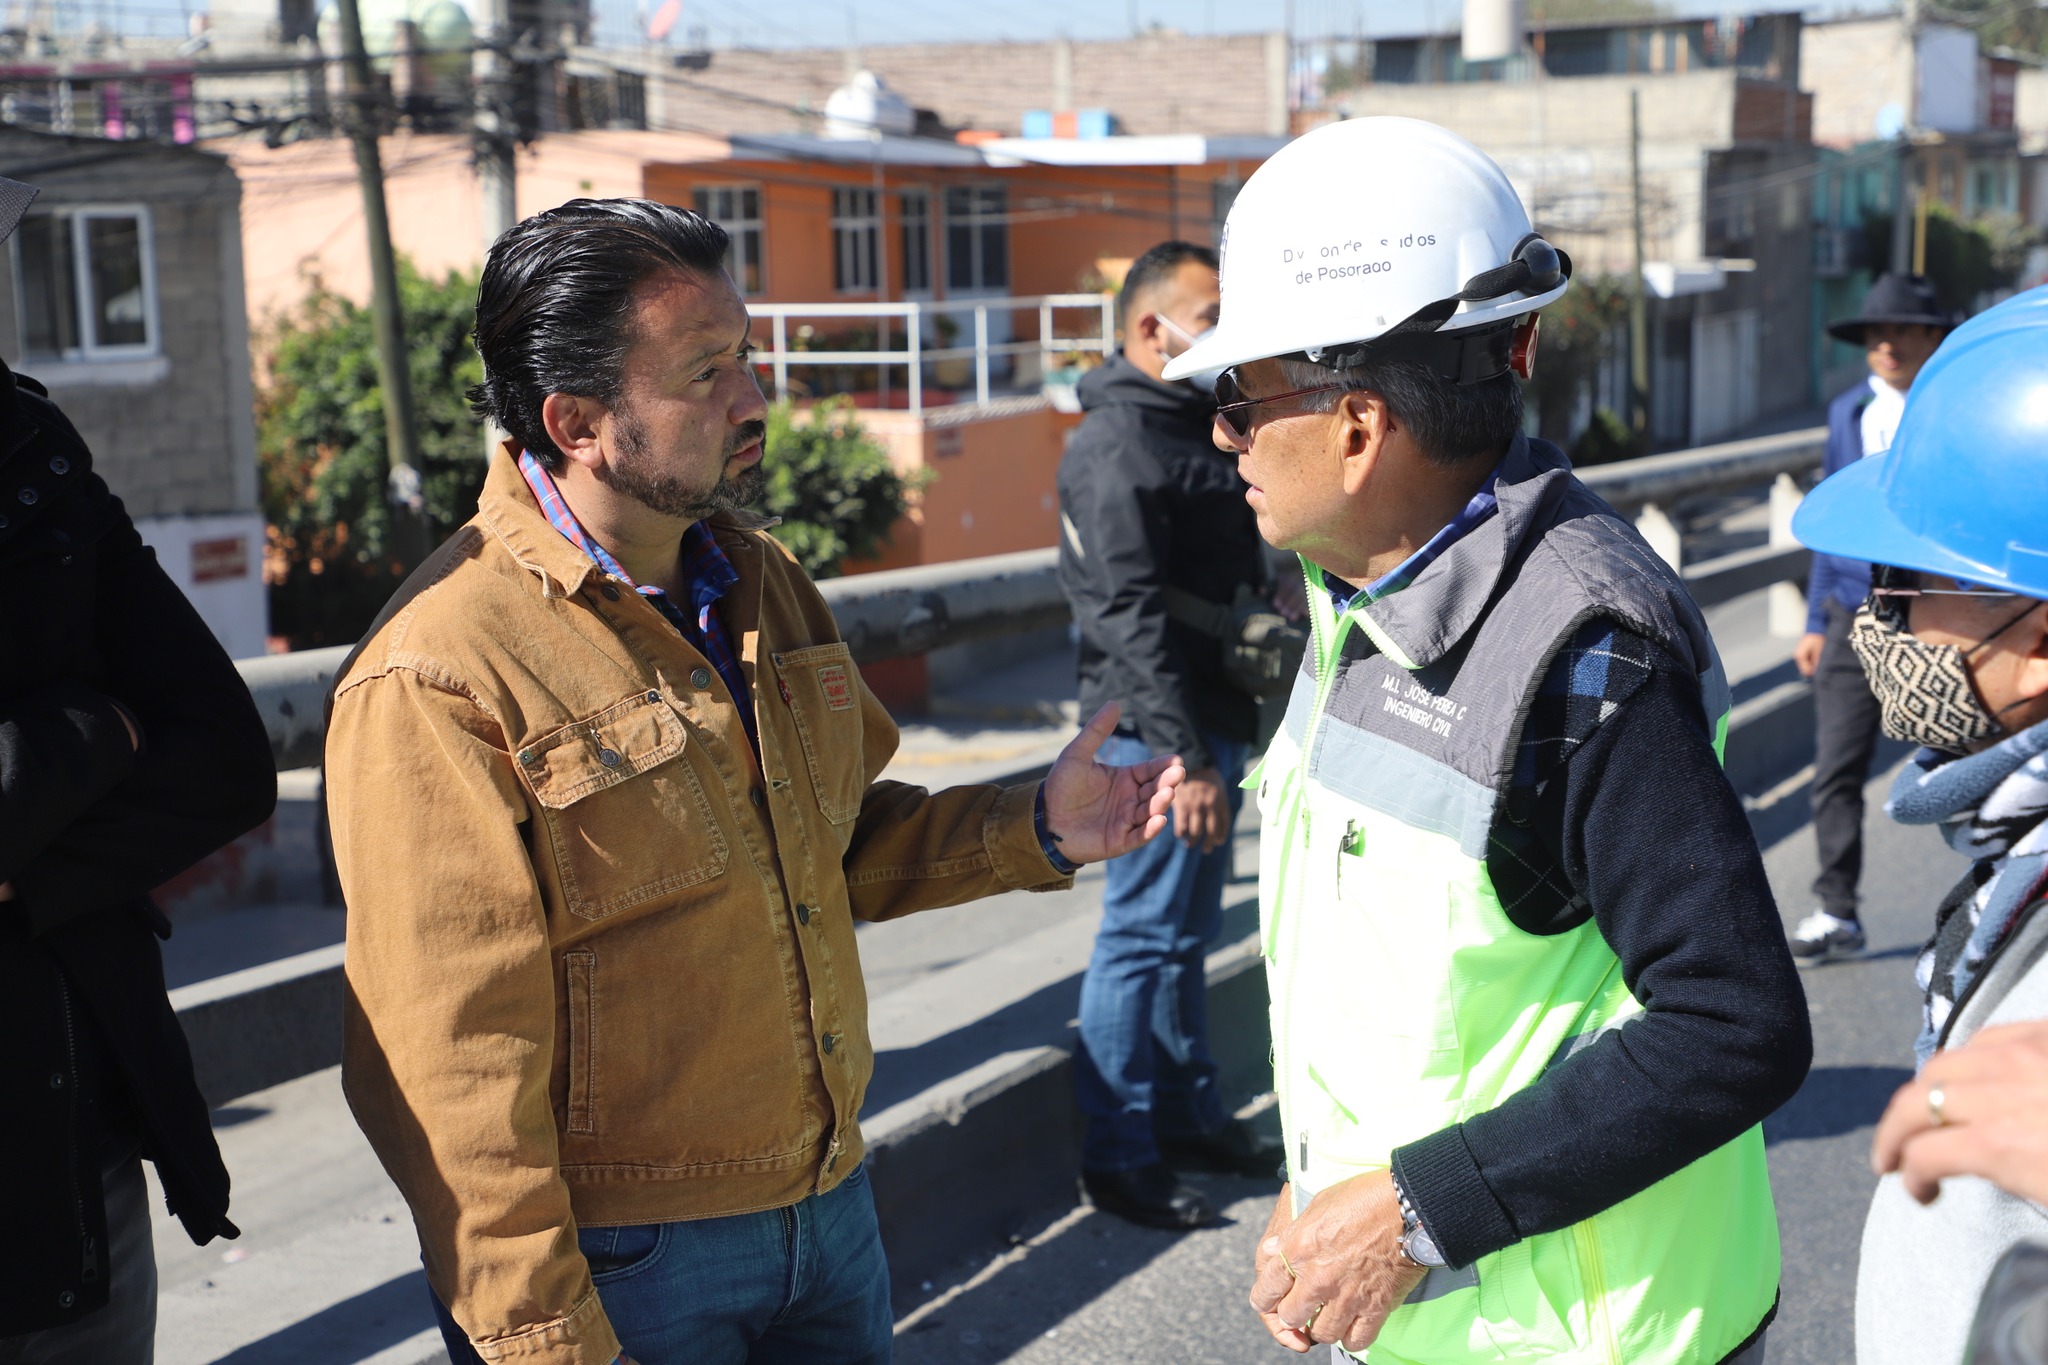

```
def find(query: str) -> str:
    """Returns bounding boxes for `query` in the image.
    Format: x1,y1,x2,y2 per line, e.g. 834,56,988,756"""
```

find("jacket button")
56,1291,75,1309
49,1073,64,1089
598,748,621,768
795,903,812,925
691,668,713,689
645,691,661,704
600,584,621,601
48,456,69,475
518,749,538,767
749,787,766,808
821,1032,837,1054
18,488,36,506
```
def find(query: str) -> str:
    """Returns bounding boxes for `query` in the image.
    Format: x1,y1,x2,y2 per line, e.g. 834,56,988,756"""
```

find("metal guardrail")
232,428,1829,772
1574,427,1826,512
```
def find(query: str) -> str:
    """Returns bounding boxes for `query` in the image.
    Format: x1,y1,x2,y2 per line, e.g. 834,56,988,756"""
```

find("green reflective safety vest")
1254,437,1777,1365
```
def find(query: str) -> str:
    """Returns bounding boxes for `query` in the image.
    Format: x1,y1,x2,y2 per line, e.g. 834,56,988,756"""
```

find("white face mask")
1155,312,1226,400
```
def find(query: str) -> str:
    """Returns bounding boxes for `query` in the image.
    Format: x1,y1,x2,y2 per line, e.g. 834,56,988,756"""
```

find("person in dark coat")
1790,273,1958,963
0,174,277,1360
1056,241,1285,1229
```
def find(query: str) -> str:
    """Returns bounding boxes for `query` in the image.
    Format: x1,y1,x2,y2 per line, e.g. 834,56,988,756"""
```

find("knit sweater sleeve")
1389,642,1813,1270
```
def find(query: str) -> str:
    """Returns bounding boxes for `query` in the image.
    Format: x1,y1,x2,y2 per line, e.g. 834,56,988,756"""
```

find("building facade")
0,128,266,657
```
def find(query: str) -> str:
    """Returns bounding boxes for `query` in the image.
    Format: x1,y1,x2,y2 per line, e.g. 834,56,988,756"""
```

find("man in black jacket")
1057,241,1282,1229
0,174,277,1360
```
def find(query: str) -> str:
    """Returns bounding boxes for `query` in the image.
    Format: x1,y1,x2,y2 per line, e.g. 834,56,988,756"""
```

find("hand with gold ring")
1252,1185,1313,1351
1873,1020,2048,1207
1249,1171,1426,1354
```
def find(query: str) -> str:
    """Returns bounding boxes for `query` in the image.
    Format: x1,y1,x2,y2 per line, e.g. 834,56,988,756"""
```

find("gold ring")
1279,1248,1298,1279
1929,1085,1950,1128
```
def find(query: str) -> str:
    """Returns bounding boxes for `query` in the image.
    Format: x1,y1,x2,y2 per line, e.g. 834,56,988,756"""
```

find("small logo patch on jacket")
819,664,855,711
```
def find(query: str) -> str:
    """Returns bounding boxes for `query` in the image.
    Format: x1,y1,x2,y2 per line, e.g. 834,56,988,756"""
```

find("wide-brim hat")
1827,271,1962,343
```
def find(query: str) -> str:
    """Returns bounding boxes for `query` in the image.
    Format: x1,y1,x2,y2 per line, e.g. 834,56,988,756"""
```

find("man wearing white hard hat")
1167,116,1810,1362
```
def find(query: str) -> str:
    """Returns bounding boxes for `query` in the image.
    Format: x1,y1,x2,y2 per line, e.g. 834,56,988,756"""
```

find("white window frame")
942,184,1010,295
692,184,765,295
12,203,160,362
897,187,934,297
830,187,880,294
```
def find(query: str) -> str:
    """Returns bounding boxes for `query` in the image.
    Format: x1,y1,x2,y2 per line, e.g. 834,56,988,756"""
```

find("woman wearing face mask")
1793,283,2048,1365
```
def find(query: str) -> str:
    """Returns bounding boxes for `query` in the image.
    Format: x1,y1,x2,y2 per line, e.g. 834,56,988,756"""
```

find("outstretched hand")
1040,702,1186,865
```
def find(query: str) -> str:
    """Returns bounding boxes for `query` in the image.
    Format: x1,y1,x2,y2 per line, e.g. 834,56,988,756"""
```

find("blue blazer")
1805,383,1877,634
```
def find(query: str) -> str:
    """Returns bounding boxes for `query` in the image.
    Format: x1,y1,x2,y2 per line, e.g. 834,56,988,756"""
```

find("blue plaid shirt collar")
516,449,739,623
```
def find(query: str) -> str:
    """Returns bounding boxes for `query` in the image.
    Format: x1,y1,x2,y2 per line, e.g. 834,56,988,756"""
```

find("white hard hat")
1163,116,1569,384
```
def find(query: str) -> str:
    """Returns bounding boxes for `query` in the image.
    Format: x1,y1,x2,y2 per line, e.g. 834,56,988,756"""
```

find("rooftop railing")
746,292,1117,413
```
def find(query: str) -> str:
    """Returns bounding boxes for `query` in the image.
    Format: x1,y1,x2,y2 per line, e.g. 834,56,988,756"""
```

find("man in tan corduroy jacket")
326,199,1184,1365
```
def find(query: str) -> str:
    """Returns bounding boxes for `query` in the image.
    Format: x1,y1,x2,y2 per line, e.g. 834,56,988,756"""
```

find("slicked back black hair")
1117,239,1220,327
470,198,731,471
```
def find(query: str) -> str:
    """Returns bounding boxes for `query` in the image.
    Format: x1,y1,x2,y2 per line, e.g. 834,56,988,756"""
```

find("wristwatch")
1393,1174,1447,1269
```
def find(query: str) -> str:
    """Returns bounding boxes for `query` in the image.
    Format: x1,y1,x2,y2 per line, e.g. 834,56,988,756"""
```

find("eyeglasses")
1868,565,2022,628
1213,367,1348,440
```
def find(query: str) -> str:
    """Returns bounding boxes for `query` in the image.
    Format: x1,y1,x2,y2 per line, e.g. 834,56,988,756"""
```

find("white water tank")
824,70,916,140
1462,0,1522,64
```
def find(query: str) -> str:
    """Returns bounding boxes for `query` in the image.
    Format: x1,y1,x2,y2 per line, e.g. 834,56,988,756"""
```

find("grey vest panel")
1304,436,1727,849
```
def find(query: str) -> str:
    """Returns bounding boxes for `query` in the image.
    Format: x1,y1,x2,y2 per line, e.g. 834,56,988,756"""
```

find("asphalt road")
892,750,1969,1365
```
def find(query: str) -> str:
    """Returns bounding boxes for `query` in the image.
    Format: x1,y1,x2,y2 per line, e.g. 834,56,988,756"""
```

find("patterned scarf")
1885,716,2048,1065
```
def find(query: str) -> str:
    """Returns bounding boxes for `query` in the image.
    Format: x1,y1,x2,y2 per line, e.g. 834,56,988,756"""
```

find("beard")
597,407,767,522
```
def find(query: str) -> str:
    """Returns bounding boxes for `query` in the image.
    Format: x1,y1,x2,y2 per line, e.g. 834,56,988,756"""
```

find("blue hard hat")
1793,284,2048,600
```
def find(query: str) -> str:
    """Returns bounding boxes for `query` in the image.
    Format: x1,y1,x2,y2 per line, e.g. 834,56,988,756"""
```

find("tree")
259,259,487,648
1523,273,1633,455
760,398,921,578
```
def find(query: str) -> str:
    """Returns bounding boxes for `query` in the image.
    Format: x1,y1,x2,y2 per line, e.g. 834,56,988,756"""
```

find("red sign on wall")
191,536,249,583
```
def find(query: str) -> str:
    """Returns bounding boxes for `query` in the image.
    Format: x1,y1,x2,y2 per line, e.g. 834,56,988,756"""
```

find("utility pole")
474,0,517,252
335,0,430,566
1892,0,1920,274
473,0,517,461
1913,187,1930,275
1628,87,1650,449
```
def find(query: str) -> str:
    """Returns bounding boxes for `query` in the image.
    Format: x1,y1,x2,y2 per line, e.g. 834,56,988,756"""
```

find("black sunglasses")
1868,564,2022,629
1212,368,1348,440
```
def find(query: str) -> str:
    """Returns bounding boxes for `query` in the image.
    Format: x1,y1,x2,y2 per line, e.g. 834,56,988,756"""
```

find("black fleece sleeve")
11,489,277,934
1060,417,1213,772
0,684,140,885
1389,659,1812,1270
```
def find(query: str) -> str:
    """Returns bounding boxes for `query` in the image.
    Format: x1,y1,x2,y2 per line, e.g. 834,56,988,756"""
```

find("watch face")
1404,1226,1446,1268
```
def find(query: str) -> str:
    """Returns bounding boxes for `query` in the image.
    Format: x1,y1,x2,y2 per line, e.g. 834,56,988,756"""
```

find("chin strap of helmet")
1301,233,1571,383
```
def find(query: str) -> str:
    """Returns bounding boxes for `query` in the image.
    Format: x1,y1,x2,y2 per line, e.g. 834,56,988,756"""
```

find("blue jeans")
430,1164,892,1365
1073,730,1246,1172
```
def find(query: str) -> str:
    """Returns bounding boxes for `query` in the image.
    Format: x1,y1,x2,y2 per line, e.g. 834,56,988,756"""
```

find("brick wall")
0,132,259,521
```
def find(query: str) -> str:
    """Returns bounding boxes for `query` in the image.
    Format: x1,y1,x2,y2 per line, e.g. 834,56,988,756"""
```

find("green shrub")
760,398,921,577
1572,407,1636,467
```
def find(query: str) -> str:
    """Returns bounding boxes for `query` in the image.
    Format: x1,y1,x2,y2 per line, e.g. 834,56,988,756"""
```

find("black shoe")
1081,1162,1217,1230
1160,1118,1285,1179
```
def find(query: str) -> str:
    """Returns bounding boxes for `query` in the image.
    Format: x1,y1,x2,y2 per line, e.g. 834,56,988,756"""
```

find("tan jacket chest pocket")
521,690,729,920
772,644,867,824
